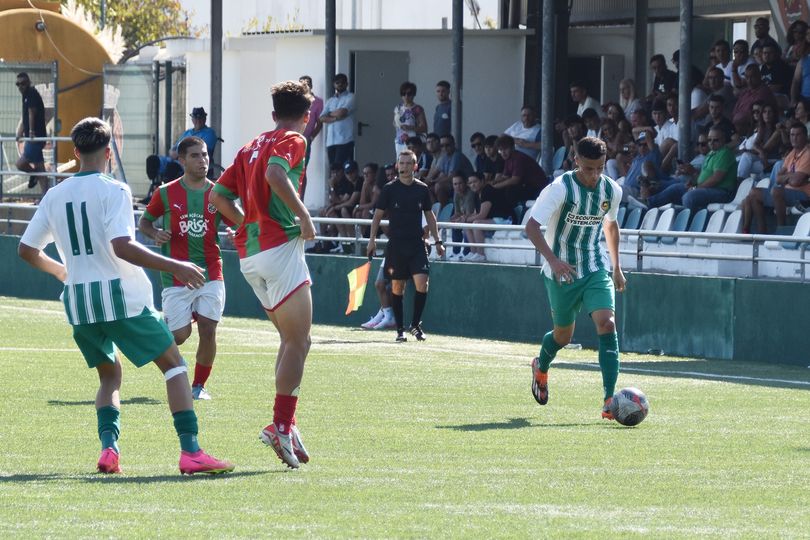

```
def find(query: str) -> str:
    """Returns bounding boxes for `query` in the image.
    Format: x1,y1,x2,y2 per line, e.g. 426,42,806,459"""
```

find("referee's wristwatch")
433,240,443,246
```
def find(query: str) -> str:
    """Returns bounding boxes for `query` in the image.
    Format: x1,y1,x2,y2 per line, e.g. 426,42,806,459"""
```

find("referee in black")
367,150,445,342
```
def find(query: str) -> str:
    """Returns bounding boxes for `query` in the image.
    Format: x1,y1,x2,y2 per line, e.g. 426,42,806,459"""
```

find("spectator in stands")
791,41,810,106
14,72,47,194
434,80,452,137
738,102,781,180
672,49,705,94
465,173,514,262
730,40,758,90
741,122,810,233
704,95,737,147
639,127,736,211
629,108,652,132
353,162,379,225
651,99,679,173
334,160,363,247
493,135,548,210
406,136,425,176
560,115,586,172
713,40,733,85
751,43,764,66
299,75,323,166
418,133,440,177
752,17,782,57
469,132,487,175
384,162,397,183
393,81,427,156
784,20,810,69
600,118,630,165
320,73,355,168
640,133,710,208
504,106,542,160
647,53,678,103
616,129,662,201
760,43,793,98
143,107,219,201
448,172,476,260
570,81,603,118
619,78,643,116
307,163,348,253
425,134,474,194
605,102,632,138
733,64,777,136
582,108,601,138
481,135,505,182
695,67,736,122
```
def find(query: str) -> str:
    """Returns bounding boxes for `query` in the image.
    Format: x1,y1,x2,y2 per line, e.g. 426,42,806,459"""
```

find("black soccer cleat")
408,324,426,342
395,328,408,342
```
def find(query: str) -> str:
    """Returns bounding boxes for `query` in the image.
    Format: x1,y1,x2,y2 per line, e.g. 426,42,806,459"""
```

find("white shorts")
240,236,312,312
161,280,226,331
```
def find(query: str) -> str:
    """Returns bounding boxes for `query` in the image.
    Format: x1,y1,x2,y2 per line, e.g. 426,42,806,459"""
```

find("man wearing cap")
615,128,663,201
144,107,220,201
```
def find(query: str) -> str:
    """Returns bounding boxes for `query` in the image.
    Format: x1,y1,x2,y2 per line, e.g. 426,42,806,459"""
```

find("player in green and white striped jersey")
18,117,233,475
525,136,626,420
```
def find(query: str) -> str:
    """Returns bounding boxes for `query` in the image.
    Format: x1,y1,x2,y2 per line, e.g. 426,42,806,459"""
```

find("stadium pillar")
540,0,555,174
164,61,173,156
678,0,694,160
633,0,648,94
452,0,463,148
211,0,222,172
326,0,336,104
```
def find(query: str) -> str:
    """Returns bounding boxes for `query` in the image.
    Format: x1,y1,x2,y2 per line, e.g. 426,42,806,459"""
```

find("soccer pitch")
1,296,808,538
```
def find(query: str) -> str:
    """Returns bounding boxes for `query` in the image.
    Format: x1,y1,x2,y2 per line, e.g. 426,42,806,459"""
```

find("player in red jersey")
210,80,316,469
139,136,228,401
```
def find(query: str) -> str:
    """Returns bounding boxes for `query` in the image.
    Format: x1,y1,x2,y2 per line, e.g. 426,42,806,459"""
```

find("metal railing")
4,204,810,281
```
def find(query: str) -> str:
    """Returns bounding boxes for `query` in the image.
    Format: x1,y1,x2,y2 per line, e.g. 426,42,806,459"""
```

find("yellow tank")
0,2,113,169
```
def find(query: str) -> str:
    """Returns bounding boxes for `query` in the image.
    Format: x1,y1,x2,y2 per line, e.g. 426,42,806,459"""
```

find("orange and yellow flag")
345,260,371,315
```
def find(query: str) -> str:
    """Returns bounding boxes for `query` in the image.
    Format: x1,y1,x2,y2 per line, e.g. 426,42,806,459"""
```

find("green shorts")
544,269,615,327
72,307,174,368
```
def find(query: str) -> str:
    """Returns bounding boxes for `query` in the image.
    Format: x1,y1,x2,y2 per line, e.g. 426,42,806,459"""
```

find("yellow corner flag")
345,260,372,315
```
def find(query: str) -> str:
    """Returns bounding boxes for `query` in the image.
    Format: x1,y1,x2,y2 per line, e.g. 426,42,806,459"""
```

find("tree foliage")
64,0,199,60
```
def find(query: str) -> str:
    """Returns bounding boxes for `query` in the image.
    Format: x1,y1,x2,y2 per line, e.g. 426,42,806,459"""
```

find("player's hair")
436,80,450,90
271,80,313,120
71,117,111,154
495,134,515,149
576,136,607,160
399,81,417,96
398,149,417,164
177,136,206,157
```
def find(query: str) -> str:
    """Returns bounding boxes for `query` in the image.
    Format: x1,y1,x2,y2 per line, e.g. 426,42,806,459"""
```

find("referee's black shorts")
384,238,429,280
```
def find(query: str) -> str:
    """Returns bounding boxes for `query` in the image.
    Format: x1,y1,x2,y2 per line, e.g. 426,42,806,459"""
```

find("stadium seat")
624,207,658,247
436,202,454,222
622,207,642,231
756,178,771,189
690,209,726,247
616,205,626,228
551,146,566,171
706,177,753,213
660,208,691,245
431,201,441,216
764,212,810,250
644,207,675,243
721,210,742,234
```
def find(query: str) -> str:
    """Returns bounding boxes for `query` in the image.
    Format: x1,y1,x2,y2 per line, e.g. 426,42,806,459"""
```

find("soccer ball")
609,387,649,426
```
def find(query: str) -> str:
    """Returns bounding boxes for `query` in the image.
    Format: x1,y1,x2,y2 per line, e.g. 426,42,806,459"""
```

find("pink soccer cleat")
97,448,121,474
290,425,310,464
179,449,235,475
260,423,300,469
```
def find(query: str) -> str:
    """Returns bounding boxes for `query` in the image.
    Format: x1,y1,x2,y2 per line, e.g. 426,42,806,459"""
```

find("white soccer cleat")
373,314,397,329
260,423,300,469
361,309,385,329
290,425,310,464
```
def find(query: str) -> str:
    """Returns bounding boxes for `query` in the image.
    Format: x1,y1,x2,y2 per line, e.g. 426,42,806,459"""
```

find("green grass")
1,296,809,538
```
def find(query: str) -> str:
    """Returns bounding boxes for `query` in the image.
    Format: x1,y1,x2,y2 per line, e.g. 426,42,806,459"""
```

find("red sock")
192,364,212,387
273,394,298,434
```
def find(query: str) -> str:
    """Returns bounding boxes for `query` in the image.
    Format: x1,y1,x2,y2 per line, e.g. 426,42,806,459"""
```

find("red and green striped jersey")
142,178,224,287
213,129,306,258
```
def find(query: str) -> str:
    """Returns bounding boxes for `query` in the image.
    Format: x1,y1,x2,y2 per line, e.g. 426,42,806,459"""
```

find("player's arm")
17,242,66,282
138,216,171,246
525,216,575,282
603,219,626,292
367,208,384,256
111,237,204,289
265,163,315,240
209,191,245,227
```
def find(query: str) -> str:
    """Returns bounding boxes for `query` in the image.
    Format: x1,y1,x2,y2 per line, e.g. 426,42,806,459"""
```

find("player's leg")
189,281,226,399
531,275,581,406
391,279,407,341
584,270,620,419
409,272,429,341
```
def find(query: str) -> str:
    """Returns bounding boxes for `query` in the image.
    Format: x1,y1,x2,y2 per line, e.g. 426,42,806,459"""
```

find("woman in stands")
392,81,427,158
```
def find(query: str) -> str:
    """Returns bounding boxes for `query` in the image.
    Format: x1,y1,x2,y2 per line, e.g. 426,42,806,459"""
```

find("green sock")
598,332,620,400
172,410,200,453
97,405,120,453
538,331,563,372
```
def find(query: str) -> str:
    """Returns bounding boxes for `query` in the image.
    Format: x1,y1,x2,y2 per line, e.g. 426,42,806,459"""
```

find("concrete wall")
3,234,807,367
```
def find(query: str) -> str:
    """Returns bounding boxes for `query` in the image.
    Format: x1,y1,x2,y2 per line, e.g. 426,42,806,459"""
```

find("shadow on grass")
0,470,271,484
436,417,595,431
314,338,392,345
47,397,161,407
551,360,810,391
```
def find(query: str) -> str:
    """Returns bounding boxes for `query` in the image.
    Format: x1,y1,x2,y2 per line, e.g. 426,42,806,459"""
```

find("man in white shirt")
570,81,603,117
320,73,356,168
503,105,542,160
18,117,233,476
